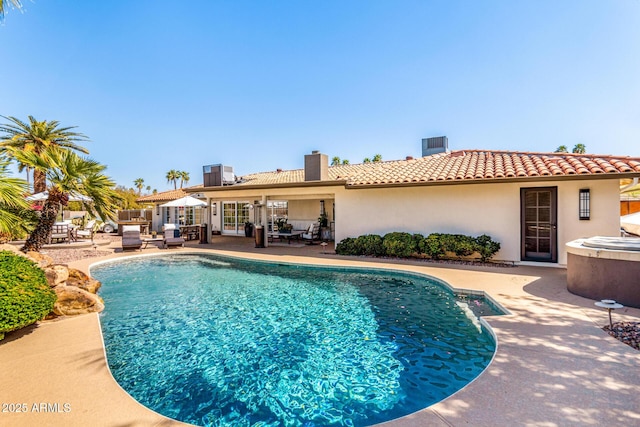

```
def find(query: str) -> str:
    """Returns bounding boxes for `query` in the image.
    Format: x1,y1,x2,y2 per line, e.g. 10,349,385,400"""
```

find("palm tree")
555,145,568,153
0,116,89,193
372,154,382,162
342,159,350,165
15,149,120,252
134,178,145,195
166,169,180,189
363,157,371,163
0,157,31,239
179,171,190,189
572,144,586,154
331,156,341,166
0,0,22,20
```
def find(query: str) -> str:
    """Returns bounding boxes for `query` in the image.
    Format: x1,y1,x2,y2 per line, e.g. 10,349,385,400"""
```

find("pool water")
92,254,499,427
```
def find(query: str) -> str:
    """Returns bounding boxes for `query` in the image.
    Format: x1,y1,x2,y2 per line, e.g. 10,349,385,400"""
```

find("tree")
15,149,120,252
0,0,22,21
555,145,568,153
363,158,371,163
331,156,341,166
572,144,586,154
0,157,32,240
342,159,350,165
145,185,151,194
166,169,180,189
0,116,89,193
179,171,190,189
134,178,145,195
372,154,382,162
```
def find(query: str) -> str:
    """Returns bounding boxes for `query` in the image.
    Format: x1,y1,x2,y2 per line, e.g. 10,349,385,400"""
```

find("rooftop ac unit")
203,164,235,187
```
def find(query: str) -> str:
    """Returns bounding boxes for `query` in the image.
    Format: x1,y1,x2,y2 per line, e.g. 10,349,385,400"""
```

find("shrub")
420,233,446,259
474,234,501,262
355,234,385,256
382,232,416,258
0,251,56,340
335,237,359,255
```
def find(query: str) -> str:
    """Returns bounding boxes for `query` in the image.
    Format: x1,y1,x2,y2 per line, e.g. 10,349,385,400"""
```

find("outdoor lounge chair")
48,223,71,244
302,222,321,244
121,225,143,251
75,220,97,241
163,224,185,249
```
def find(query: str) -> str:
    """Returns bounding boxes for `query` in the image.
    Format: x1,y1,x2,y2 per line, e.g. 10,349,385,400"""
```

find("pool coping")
1,244,639,426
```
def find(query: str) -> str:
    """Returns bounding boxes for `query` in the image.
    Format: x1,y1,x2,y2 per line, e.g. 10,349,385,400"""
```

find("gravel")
603,322,640,351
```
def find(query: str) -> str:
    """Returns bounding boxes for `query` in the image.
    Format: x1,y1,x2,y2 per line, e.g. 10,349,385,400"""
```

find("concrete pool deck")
1,237,639,426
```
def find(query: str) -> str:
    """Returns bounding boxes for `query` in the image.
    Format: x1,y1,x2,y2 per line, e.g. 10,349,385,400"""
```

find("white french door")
222,201,250,235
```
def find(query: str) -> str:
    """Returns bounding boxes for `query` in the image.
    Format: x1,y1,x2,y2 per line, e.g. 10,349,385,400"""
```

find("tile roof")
137,188,187,203
224,150,640,189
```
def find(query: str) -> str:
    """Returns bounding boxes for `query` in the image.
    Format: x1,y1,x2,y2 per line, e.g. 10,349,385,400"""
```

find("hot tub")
566,236,640,308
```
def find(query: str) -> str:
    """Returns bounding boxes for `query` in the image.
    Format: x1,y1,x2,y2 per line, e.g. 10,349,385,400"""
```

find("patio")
0,236,638,426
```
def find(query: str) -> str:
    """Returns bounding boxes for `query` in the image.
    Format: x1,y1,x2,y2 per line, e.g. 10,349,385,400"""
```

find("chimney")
304,151,329,181
422,136,449,157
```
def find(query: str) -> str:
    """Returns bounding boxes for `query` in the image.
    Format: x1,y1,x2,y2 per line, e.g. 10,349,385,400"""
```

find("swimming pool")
92,254,499,427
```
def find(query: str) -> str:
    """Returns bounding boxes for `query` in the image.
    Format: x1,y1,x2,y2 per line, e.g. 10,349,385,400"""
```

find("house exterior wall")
335,179,620,265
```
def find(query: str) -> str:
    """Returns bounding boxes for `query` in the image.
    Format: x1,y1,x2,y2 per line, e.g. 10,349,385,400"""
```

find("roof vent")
422,136,449,157
203,164,235,187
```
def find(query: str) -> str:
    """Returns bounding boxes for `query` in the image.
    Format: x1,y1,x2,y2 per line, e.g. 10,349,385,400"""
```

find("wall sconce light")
579,189,590,220
156,205,160,216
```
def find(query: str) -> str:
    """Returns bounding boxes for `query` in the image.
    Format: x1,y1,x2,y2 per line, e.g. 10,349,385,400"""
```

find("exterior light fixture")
579,189,590,220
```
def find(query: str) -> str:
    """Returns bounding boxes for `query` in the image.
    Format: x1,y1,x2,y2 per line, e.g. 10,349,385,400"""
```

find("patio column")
262,195,268,247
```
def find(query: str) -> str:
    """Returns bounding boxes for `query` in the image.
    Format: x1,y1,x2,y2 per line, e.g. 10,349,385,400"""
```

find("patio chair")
163,224,185,249
302,222,321,244
76,220,97,241
48,223,71,244
121,225,143,251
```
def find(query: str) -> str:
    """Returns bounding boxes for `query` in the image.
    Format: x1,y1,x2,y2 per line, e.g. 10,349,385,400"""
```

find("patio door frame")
520,187,558,263
221,201,250,235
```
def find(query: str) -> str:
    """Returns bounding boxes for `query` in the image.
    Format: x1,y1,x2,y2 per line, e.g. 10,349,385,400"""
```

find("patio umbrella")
621,212,640,236
26,191,92,202
159,196,207,208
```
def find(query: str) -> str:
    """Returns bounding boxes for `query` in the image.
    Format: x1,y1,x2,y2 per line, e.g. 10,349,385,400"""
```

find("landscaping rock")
0,244,23,256
52,285,104,316
24,251,54,268
67,268,102,294
44,265,69,287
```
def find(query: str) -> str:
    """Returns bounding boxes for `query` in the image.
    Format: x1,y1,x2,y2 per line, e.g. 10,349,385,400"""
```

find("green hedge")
336,232,501,262
0,251,56,340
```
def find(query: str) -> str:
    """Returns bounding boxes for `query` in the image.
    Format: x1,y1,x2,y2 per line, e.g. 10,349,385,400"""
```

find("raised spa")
566,236,640,308
92,254,502,427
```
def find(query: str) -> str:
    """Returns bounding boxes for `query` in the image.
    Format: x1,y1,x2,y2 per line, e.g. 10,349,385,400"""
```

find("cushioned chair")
121,225,143,251
76,220,97,241
48,223,71,244
302,222,320,244
163,224,185,249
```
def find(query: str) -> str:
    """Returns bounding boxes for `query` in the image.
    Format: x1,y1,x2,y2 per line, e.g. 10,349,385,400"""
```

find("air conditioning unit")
422,136,449,157
203,164,235,187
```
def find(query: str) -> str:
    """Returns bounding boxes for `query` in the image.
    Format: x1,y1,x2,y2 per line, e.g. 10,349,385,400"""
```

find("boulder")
52,285,105,316
0,244,23,256
67,268,102,294
24,251,54,268
44,265,69,287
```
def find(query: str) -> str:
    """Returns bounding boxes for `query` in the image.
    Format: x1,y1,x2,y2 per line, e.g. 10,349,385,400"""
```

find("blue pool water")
92,254,499,427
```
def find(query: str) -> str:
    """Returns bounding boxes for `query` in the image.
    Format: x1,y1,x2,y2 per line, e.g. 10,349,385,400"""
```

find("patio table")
268,230,304,244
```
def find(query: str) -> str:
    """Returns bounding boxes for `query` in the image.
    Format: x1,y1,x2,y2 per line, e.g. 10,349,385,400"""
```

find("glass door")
222,201,251,235
521,187,557,262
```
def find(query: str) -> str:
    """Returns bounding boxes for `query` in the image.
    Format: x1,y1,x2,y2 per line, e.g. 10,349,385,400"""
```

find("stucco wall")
335,179,620,264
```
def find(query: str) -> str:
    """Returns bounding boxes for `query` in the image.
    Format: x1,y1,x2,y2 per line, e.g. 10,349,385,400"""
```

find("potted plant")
244,221,254,237
275,217,292,233
318,213,328,227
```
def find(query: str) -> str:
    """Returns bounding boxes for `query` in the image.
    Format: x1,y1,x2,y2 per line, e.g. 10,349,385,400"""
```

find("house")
145,138,640,265
137,188,207,234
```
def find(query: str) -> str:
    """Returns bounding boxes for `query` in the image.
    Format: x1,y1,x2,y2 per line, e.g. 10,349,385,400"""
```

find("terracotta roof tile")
185,150,640,192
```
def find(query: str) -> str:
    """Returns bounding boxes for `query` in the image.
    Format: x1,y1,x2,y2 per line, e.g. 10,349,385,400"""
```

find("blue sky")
1,1,639,192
